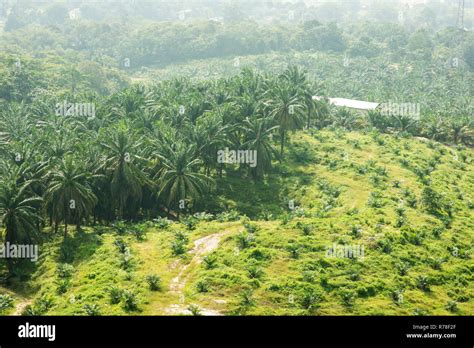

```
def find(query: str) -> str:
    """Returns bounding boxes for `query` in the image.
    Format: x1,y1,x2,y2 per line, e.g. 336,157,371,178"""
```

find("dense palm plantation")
0,66,473,249
0,68,311,237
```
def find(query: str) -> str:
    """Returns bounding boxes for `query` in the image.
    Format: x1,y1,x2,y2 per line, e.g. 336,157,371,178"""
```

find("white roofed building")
313,96,380,114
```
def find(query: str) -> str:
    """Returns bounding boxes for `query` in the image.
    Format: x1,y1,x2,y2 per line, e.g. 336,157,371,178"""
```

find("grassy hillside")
1,129,472,316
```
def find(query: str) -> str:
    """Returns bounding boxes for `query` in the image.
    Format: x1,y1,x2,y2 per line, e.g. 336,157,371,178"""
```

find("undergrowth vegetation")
1,130,472,315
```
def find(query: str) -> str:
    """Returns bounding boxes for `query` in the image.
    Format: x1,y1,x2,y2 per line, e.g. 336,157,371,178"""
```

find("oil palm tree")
155,143,212,218
242,117,279,180
0,177,42,274
366,110,389,132
421,114,447,141
100,128,149,220
193,112,232,176
313,98,331,129
392,114,419,134
267,85,304,159
332,108,358,130
44,156,98,235
448,116,473,145
280,66,308,92
300,80,324,129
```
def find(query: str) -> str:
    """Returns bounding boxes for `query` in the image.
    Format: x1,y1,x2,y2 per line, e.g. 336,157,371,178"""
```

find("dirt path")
164,230,231,315
13,298,32,316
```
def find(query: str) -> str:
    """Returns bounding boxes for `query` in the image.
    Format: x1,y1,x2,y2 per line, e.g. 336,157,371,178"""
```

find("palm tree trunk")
119,205,123,220
280,131,285,160
6,258,14,276
5,225,15,276
64,204,68,236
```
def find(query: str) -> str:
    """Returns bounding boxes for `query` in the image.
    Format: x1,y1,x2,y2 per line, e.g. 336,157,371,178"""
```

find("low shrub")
416,275,431,291
300,288,322,311
145,274,162,291
55,279,70,294
239,289,255,308
0,294,14,312
83,303,101,316
196,280,209,293
446,300,458,313
153,217,171,229
171,239,187,256
203,254,218,270
216,210,240,222
57,263,74,278
247,265,264,279
287,244,300,259
339,290,356,307
188,304,202,316
122,290,138,311
391,289,404,305
236,232,253,250
114,238,128,254
108,286,123,304
183,216,198,230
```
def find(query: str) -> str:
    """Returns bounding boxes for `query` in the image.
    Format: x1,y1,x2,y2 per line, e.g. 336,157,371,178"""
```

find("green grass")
1,130,472,315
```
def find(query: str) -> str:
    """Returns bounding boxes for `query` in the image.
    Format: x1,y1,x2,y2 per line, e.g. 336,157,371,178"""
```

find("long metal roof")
313,96,380,111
